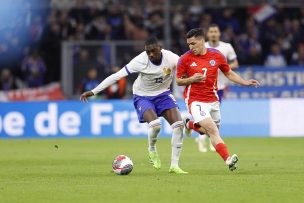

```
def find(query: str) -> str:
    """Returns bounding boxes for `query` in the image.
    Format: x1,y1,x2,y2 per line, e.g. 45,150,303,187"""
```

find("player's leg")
154,91,187,174
206,90,224,151
191,102,238,171
195,134,208,152
143,109,162,169
134,96,161,169
161,107,188,174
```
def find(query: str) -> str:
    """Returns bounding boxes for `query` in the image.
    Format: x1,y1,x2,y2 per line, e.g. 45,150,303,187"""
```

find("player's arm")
175,55,205,86
80,67,128,102
176,74,205,86
224,69,260,87
228,58,239,69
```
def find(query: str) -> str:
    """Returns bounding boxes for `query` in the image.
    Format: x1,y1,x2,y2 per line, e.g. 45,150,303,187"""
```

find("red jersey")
176,48,231,106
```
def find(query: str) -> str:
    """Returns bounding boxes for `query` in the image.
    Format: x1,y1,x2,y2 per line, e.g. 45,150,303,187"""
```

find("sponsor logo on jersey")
162,67,171,75
209,60,216,66
190,62,197,67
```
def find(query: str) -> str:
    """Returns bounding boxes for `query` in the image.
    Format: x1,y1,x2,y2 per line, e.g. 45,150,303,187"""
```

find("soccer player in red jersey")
176,28,260,171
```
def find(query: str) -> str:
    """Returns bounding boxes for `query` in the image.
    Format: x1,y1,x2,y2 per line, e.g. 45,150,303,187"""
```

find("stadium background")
0,0,303,138
1,1,304,203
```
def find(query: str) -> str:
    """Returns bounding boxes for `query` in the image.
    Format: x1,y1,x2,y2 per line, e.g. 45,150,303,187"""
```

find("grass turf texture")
0,137,303,203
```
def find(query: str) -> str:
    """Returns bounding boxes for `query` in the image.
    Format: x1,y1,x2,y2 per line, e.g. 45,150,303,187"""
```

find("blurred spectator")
146,11,164,39
86,16,111,40
69,0,90,24
2,0,304,94
0,69,23,91
21,49,47,87
245,46,263,65
107,2,125,40
217,8,240,34
40,21,61,83
74,48,92,92
291,44,304,65
106,66,126,99
124,14,148,41
264,43,287,67
80,67,100,99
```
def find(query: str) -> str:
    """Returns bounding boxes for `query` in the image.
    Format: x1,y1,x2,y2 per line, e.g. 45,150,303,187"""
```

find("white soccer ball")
112,155,134,175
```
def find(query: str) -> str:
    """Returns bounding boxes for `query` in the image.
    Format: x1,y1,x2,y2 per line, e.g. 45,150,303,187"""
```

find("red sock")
188,121,202,134
215,143,230,161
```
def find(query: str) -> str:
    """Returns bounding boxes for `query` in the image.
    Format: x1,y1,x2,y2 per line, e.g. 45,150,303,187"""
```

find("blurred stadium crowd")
0,0,304,92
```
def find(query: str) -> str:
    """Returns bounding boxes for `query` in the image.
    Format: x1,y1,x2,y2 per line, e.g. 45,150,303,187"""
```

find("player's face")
207,27,221,42
187,36,205,55
145,44,162,63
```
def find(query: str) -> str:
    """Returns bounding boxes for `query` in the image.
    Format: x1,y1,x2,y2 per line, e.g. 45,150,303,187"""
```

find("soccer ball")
112,155,134,175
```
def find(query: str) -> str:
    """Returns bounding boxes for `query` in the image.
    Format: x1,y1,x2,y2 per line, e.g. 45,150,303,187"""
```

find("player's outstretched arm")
224,70,260,87
79,68,128,102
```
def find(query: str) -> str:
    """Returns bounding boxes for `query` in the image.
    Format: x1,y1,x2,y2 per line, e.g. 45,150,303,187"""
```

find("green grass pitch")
0,137,304,203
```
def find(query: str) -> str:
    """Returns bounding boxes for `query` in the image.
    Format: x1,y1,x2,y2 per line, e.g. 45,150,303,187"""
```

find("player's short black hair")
208,23,220,30
186,28,205,39
145,37,159,46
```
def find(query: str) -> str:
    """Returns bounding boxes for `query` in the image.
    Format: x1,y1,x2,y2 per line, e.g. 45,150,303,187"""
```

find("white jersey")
205,41,237,90
91,49,179,96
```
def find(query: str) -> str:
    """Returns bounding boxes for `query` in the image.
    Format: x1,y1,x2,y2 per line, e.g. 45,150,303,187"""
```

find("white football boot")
225,154,239,171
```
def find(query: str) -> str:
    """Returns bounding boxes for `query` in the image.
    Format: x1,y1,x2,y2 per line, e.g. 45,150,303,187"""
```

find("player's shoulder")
219,41,234,49
207,48,226,59
180,50,193,59
178,50,192,64
131,51,149,63
161,49,179,58
207,48,222,55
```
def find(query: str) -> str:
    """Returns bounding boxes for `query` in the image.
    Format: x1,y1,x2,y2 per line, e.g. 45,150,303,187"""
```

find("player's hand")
80,91,94,103
190,73,206,83
245,79,260,87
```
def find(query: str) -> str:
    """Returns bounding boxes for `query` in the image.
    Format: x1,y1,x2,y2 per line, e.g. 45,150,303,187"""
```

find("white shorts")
190,101,221,126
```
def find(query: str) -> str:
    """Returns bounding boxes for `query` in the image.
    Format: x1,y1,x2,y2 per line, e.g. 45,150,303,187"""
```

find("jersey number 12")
155,77,163,83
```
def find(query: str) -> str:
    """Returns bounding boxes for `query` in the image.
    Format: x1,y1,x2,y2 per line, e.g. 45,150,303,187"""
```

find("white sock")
148,119,161,152
170,121,184,168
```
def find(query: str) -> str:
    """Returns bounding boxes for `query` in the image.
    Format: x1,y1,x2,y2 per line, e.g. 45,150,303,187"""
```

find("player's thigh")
210,101,221,127
190,101,212,124
133,96,157,123
143,109,159,123
161,107,182,125
198,117,219,136
154,92,180,125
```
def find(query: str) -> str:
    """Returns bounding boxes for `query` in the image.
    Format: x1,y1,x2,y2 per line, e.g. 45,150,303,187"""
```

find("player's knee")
171,120,184,134
205,124,219,137
149,119,161,134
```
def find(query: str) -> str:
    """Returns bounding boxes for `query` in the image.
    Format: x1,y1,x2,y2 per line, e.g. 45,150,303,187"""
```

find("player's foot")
183,116,192,137
225,154,238,171
149,151,161,169
169,166,188,174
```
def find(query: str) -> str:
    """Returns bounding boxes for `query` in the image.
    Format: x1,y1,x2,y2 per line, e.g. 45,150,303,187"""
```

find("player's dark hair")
208,23,220,30
186,28,205,39
145,37,159,46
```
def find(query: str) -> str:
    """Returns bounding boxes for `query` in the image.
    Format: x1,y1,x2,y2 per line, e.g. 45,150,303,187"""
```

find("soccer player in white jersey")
194,24,239,152
80,37,188,174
